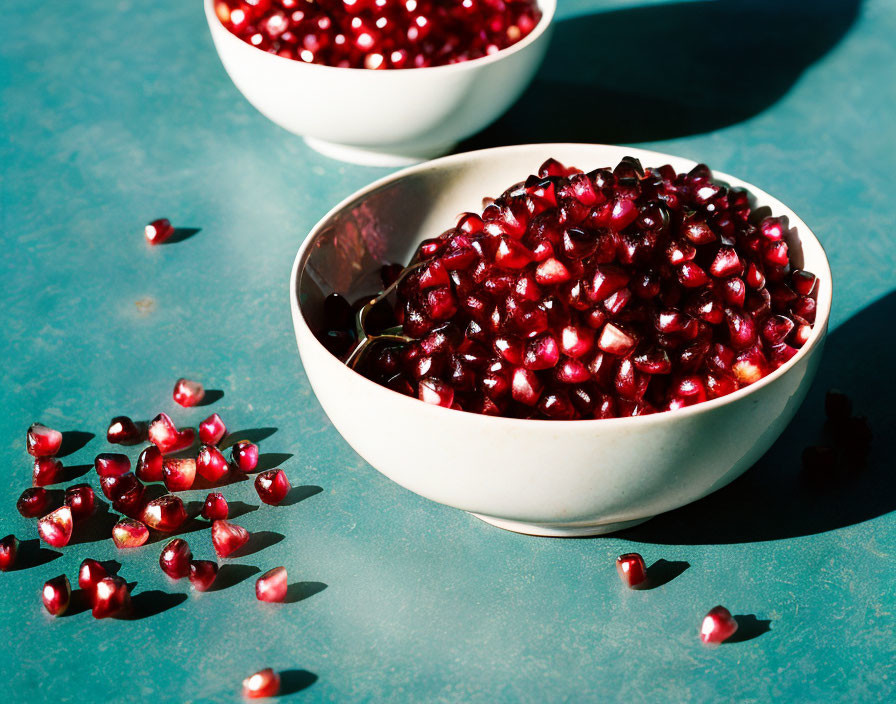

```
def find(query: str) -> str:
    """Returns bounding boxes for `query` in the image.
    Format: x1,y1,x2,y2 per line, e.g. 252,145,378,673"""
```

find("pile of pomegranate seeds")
216,0,542,69
325,157,819,420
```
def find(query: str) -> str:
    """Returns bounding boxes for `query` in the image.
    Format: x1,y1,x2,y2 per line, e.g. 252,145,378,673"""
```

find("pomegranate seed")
255,566,288,603
523,334,560,370
32,457,63,486
64,483,96,521
163,457,197,492
173,378,205,407
598,323,637,356
255,469,291,505
38,506,73,547
824,389,852,421
78,558,108,593
112,519,149,549
17,487,52,518
0,535,19,571
231,441,259,472
211,520,250,558
106,416,141,444
145,218,174,244
42,575,71,616
199,413,227,445
700,606,739,644
197,445,230,482
148,412,179,452
141,494,188,532
93,576,130,618
189,560,219,592
791,269,817,296
94,452,131,477
242,669,281,699
136,444,164,481
616,553,648,589
761,315,795,344
511,367,543,406
201,492,229,521
418,378,455,407
26,422,63,458
159,538,192,579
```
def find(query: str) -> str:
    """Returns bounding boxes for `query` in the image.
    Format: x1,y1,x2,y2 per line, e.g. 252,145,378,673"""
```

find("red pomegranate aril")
201,492,229,521
26,422,63,458
17,487,52,518
148,413,181,453
760,216,786,241
559,324,594,358
199,413,228,446
792,269,818,296
38,506,73,548
0,535,18,571
255,566,288,603
745,262,766,289
598,323,637,356
189,560,219,592
197,445,230,481
42,575,71,616
141,494,188,532
556,358,591,384
78,558,108,593
33,457,63,486
163,458,197,492
145,218,174,244
211,520,250,558
535,257,571,285
112,519,149,549
231,441,259,472
418,378,455,407
677,261,710,288
100,471,141,501
107,416,141,445
725,308,757,350
732,348,767,384
511,367,543,406
136,445,164,481
761,315,795,344
633,347,672,375
710,247,742,278
523,334,560,370
722,277,746,307
700,605,739,644
64,484,96,521
159,538,192,579
589,265,629,303
173,378,205,407
824,389,852,421
93,576,130,619
242,669,281,699
255,469,292,506
616,553,648,589
94,452,131,477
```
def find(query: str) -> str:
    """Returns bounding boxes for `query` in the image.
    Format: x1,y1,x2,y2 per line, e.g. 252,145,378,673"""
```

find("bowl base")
304,137,456,167
469,513,652,537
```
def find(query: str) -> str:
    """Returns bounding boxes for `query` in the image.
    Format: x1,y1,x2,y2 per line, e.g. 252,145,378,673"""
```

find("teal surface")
2,0,895,701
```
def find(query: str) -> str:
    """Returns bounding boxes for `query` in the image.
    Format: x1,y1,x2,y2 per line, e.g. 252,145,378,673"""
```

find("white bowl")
289,143,832,536
204,0,556,166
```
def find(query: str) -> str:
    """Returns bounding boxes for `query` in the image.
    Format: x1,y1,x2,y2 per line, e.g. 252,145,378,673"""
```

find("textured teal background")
1,0,895,701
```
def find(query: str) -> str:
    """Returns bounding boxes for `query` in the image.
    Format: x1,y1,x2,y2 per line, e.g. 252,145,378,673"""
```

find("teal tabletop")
2,1,895,702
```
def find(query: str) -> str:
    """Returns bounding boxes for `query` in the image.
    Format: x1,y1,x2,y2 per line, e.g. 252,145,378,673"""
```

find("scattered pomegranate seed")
148,413,195,453
163,457,197,492
41,575,71,616
64,484,96,521
17,487,52,518
105,473,147,518
92,576,130,618
37,506,73,548
231,440,259,472
144,218,174,245
197,445,230,482
201,492,229,521
106,416,141,444
700,605,739,645
211,520,250,558
199,413,227,445
173,378,205,407
26,422,63,458
824,389,852,421
0,535,19,571
255,469,291,505
188,560,219,592
112,519,150,549
615,553,648,589
78,558,108,593
136,445,164,481
94,452,132,477
255,566,288,603
32,457,63,486
159,538,193,579
141,494,188,532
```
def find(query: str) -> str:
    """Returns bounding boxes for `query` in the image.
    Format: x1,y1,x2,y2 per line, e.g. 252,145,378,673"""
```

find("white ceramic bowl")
289,143,832,536
204,0,556,166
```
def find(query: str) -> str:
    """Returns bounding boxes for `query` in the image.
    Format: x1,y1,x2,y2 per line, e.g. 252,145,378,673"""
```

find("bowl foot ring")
469,513,652,537
304,137,456,167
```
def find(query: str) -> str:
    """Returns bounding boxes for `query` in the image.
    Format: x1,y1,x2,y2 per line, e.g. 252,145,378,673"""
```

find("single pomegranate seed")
42,575,71,616
163,457,197,492
0,535,19,571
136,445,164,481
199,413,227,445
511,367,543,406
17,487,51,518
700,606,739,644
242,669,281,699
141,494,188,532
231,441,259,472
37,506,73,548
418,378,455,407
104,473,147,518
791,269,818,296
64,483,96,521
255,566,288,603
189,560,219,592
106,416,141,444
255,469,291,506
94,452,131,477
201,492,229,521
173,378,205,407
92,576,130,618
598,323,637,356
159,538,192,579
615,553,648,589
32,457,63,486
197,445,230,482
211,520,250,558
112,519,150,549
824,389,852,421
78,558,108,593
148,413,195,453
26,422,63,458
145,218,174,244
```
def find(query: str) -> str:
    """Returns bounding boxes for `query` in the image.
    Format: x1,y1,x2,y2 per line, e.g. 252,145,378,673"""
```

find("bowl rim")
204,0,557,76
289,142,833,429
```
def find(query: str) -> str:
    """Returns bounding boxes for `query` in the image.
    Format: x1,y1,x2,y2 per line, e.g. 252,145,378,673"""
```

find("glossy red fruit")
173,378,205,407
159,538,192,579
38,506,73,548
148,413,195,453
145,218,174,244
26,423,63,458
141,494,188,532
136,445,164,481
616,553,648,588
93,576,130,618
199,413,227,445
64,484,96,521
42,575,71,616
197,445,229,481
112,519,149,549
107,416,141,444
255,566,287,603
211,520,250,558
201,492,229,521
242,669,281,699
163,458,197,492
231,441,259,472
94,452,131,477
700,605,739,644
255,470,291,506
189,560,219,592
418,378,455,407
78,558,108,593
33,457,63,486
0,535,19,571
17,487,51,518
